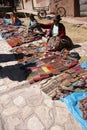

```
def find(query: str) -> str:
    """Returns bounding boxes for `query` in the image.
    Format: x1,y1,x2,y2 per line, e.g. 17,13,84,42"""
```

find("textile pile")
40,65,87,98
78,96,87,120
25,50,78,83
0,22,42,47
11,42,78,84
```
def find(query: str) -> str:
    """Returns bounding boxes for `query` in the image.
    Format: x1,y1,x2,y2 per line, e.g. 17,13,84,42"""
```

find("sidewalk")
0,17,87,130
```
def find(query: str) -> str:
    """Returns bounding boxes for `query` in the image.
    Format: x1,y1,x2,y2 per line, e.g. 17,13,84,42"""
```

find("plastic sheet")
61,92,87,130
80,61,87,70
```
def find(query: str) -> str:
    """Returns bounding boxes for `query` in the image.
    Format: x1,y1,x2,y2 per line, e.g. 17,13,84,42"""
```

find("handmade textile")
56,65,87,92
0,24,42,47
6,32,42,47
7,36,23,47
48,36,73,51
61,92,87,130
11,42,46,64
39,64,87,99
78,96,87,120
26,52,78,84
40,77,71,99
40,65,87,99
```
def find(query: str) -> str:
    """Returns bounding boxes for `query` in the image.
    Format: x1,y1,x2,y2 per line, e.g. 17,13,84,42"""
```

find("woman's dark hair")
29,14,35,20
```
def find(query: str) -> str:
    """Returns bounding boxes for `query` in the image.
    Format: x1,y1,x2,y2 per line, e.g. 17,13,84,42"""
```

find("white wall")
24,0,49,10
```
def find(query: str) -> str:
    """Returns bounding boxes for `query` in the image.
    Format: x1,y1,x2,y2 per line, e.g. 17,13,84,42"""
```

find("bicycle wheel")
37,10,47,19
56,7,66,17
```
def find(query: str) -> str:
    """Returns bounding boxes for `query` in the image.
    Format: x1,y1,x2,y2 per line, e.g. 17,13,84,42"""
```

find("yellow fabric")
42,66,50,73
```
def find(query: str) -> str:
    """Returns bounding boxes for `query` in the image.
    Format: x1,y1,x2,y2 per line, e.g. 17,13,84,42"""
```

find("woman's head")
53,15,62,25
10,13,17,18
29,14,35,21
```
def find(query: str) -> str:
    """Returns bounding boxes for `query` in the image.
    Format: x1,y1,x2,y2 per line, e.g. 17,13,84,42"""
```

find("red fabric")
39,22,52,29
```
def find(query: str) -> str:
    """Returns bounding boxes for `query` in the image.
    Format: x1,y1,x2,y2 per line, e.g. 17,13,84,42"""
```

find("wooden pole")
21,0,24,9
31,0,34,10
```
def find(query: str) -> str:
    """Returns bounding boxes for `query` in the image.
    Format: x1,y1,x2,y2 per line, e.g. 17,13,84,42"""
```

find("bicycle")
37,0,66,19
36,6,48,19
54,0,66,17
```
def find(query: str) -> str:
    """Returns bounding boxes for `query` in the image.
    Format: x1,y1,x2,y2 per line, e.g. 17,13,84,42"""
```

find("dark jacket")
39,22,66,38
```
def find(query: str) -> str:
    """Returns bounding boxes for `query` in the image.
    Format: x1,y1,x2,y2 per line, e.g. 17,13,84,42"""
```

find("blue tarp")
80,61,87,70
61,92,87,130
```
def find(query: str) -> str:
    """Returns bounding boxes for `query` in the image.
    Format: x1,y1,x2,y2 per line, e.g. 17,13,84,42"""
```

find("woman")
28,14,44,34
40,15,73,51
10,13,22,26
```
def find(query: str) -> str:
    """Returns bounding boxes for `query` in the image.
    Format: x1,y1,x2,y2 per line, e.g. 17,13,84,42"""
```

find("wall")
23,0,33,11
50,0,80,17
23,0,49,10
22,0,80,17
79,0,87,16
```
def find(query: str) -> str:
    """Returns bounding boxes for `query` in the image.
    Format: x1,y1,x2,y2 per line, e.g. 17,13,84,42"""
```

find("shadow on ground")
73,44,81,49
0,53,25,63
0,54,17,62
0,64,26,82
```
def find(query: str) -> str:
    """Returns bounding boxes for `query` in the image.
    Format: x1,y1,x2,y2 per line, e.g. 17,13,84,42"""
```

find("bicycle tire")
56,7,66,17
37,10,47,19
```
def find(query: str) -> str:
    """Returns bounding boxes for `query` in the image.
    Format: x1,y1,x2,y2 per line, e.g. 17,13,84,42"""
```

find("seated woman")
28,14,44,35
10,13,22,26
40,15,73,51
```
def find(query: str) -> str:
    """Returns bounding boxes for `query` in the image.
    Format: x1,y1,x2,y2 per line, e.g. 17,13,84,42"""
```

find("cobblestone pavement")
0,30,87,129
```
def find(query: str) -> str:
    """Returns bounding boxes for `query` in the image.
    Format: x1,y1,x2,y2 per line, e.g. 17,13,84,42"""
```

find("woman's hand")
56,36,60,41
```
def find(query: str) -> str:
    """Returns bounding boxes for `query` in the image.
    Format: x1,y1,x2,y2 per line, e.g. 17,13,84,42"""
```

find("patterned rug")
11,43,79,84
0,23,42,47
26,52,78,84
40,65,87,99
7,32,42,47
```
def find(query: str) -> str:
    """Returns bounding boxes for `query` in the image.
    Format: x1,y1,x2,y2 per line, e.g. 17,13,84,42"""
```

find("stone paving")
0,25,87,129
0,36,27,95
0,86,83,130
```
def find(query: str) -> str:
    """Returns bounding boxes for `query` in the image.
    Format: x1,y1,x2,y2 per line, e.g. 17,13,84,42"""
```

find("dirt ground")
22,16,87,44
62,21,87,44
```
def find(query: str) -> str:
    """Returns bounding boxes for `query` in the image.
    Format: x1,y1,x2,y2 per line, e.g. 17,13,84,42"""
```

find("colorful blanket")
40,65,87,99
0,24,42,47
78,96,87,120
7,33,42,47
11,43,79,84
26,52,78,84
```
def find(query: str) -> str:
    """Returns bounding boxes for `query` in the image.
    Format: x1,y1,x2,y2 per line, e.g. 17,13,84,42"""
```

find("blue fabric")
2,18,11,25
29,20,37,27
61,92,87,130
14,20,22,26
80,61,87,70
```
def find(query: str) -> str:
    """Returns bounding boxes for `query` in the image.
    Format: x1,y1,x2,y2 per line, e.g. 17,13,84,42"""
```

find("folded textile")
78,96,87,120
27,55,78,84
61,92,87,130
57,65,87,92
